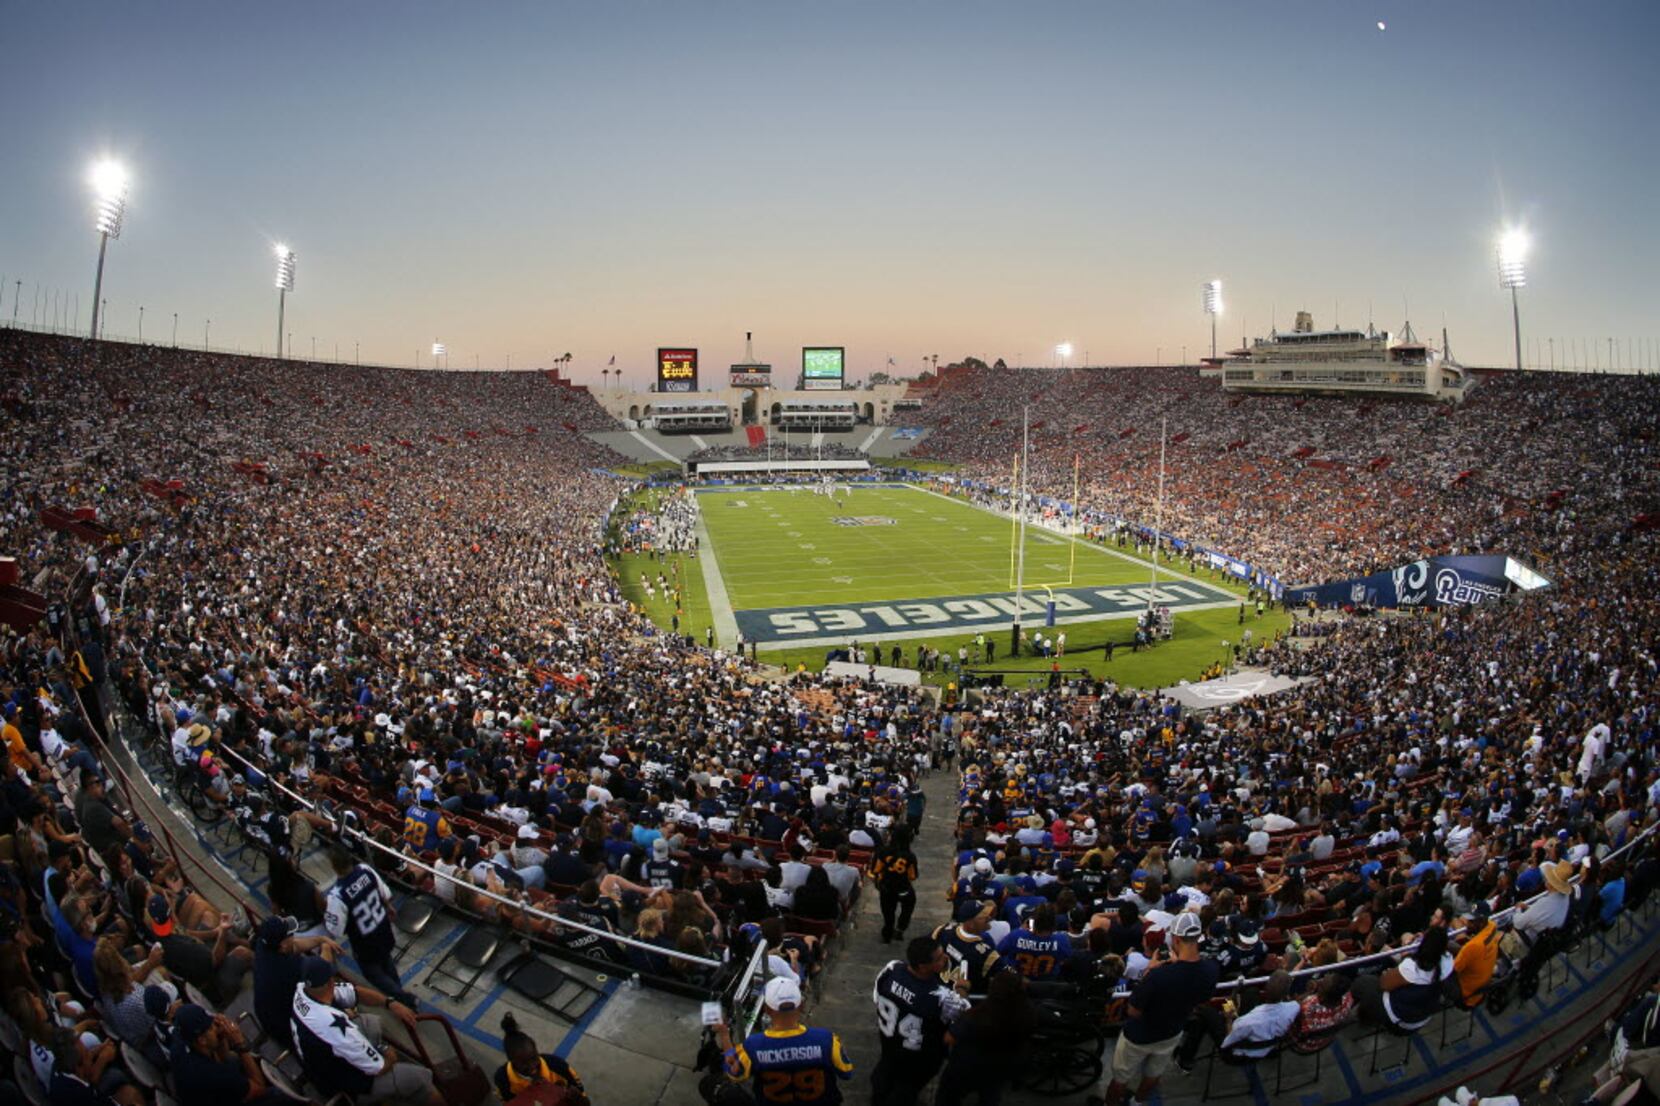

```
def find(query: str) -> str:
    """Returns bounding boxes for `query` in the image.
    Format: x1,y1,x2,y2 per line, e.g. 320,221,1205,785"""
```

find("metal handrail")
206,741,730,970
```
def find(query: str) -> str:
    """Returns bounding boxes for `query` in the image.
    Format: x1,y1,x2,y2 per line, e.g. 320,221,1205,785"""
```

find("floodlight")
274,244,295,291
1497,227,1528,373
87,158,131,340
1498,228,1528,289
1056,342,1073,364
90,159,129,238
432,342,447,357
274,244,296,358
1203,280,1224,358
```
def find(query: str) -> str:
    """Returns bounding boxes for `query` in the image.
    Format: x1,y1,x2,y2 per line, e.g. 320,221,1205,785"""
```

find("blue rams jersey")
403,805,448,851
729,1025,853,1105
997,929,1073,979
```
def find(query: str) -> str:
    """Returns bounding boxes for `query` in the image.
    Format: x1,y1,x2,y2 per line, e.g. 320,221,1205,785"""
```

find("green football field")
698,483,1184,607
611,482,1290,688
697,482,1256,651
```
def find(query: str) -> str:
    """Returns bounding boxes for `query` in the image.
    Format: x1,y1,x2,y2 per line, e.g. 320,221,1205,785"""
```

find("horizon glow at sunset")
1,1,1656,379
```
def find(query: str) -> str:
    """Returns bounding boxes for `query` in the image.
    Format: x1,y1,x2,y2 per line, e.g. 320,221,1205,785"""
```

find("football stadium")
2,6,1658,1106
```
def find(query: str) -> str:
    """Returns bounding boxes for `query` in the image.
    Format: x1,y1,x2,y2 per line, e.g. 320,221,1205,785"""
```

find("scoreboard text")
657,348,699,393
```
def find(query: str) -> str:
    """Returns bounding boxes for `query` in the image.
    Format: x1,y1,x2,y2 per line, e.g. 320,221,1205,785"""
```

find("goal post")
1009,451,1081,593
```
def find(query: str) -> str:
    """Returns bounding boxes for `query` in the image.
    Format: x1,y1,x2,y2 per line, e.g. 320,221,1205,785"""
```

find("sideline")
695,505,739,648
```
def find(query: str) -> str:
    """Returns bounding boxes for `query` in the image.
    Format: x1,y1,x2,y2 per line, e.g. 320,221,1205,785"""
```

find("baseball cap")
1232,917,1261,945
300,956,336,987
147,894,175,936
517,824,540,841
1171,912,1204,940
174,1003,213,1044
954,899,991,922
763,977,802,1011
652,838,670,857
973,857,993,874
258,915,298,947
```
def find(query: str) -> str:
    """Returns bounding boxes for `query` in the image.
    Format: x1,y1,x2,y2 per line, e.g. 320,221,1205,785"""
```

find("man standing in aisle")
870,937,968,1106
323,847,416,1008
716,977,853,1104
1091,912,1219,1106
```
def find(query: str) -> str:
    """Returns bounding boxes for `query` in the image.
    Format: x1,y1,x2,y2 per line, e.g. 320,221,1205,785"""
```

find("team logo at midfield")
832,516,896,527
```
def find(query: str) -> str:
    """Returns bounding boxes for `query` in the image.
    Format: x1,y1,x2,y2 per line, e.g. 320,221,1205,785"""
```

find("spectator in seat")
1351,925,1455,1031
290,957,442,1106
168,1002,287,1106
493,1012,586,1103
148,894,253,1007
1291,973,1356,1053
1451,902,1501,1007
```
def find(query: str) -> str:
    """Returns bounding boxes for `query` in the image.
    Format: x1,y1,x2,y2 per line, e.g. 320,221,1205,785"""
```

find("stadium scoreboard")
802,346,845,391
730,363,772,387
657,347,698,393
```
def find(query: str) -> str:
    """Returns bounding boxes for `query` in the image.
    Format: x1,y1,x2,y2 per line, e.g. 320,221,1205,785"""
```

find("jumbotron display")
656,347,698,393
801,346,845,391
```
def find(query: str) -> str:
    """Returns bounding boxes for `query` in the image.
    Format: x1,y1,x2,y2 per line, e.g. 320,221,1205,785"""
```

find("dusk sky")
2,1,1656,382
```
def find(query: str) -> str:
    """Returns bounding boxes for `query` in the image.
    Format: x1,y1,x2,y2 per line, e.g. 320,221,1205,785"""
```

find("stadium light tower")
1498,228,1528,373
1203,280,1223,359
432,341,447,369
274,245,295,358
87,158,129,341
1055,342,1073,367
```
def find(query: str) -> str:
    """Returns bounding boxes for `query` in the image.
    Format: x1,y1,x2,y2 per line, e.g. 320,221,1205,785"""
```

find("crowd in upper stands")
1,328,1657,1105
907,362,1659,585
686,442,868,464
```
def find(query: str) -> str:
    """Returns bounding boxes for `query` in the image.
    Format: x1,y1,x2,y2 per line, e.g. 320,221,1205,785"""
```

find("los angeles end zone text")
735,582,1228,644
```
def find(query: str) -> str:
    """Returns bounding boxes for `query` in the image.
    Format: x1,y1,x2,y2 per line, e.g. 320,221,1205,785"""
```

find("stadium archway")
769,401,782,424
740,390,759,425
628,404,640,420
862,401,874,423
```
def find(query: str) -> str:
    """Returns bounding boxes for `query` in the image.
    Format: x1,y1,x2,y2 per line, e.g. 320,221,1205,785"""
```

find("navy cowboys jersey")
324,864,395,959
929,923,1008,995
291,983,383,1096
871,960,968,1060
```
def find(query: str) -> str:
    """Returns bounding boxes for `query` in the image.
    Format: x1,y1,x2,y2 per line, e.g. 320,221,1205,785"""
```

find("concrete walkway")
810,765,963,1105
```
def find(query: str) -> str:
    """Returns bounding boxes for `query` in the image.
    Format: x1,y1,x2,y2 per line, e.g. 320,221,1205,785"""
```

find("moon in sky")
1377,20,1387,30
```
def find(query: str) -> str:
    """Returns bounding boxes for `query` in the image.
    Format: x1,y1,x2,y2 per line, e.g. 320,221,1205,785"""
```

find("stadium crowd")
906,362,1660,586
0,328,1657,1106
686,443,869,464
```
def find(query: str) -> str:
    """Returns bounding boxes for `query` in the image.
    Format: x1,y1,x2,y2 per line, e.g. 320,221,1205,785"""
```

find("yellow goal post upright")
1008,451,1081,593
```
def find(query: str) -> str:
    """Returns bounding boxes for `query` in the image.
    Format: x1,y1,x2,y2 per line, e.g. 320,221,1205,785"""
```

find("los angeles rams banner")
1284,554,1551,610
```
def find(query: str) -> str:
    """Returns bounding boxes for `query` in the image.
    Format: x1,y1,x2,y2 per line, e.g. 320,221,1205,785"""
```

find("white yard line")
694,509,739,648
903,484,1234,598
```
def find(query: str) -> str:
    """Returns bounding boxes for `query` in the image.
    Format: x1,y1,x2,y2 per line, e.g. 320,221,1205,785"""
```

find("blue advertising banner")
1284,554,1550,610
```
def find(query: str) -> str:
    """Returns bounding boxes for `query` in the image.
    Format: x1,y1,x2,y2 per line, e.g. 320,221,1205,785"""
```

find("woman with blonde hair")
92,937,171,1051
